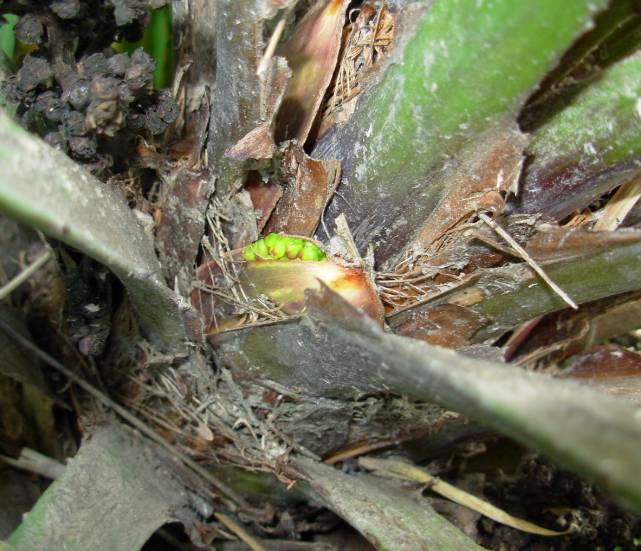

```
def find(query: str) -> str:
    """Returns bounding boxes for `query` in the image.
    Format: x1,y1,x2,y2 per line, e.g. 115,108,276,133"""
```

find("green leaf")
0,13,17,61
294,457,483,551
512,52,641,218
314,0,607,263
143,6,173,89
0,110,187,347
7,423,193,551
217,285,641,514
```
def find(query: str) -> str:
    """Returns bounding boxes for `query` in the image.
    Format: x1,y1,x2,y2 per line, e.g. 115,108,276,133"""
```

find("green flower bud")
286,238,304,259
272,238,287,259
301,242,326,261
253,239,269,259
243,245,256,262
264,233,279,249
243,235,326,262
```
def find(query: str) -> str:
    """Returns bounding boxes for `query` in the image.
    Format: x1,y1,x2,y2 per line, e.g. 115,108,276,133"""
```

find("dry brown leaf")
391,303,487,349
559,345,641,405
245,174,284,232
413,123,526,253
274,0,350,144
509,290,641,367
525,225,641,262
360,457,570,537
264,143,341,237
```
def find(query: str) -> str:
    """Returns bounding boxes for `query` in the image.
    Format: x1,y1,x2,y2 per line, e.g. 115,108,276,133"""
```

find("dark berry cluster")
1,0,177,170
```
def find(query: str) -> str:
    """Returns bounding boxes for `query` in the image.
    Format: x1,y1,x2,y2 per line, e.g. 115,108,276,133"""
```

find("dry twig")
478,213,578,310
0,249,53,300
214,513,268,551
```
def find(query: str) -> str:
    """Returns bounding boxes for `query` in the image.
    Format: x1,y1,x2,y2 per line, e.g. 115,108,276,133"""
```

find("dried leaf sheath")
275,0,350,143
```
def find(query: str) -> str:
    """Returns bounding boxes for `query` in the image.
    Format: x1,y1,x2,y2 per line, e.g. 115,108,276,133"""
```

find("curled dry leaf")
264,143,341,237
274,0,350,144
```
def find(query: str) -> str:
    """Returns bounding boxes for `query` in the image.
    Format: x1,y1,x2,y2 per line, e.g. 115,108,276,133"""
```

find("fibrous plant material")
274,0,350,144
319,1,395,134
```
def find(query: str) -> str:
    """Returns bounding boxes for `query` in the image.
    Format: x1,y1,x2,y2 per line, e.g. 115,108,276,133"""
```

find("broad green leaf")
314,0,607,263
0,110,187,347
511,52,641,219
295,457,483,551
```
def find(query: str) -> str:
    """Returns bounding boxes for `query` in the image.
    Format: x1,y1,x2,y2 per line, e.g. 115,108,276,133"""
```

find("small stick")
214,513,268,551
478,213,578,310
0,249,53,300
335,213,362,264
0,448,65,480
257,4,295,75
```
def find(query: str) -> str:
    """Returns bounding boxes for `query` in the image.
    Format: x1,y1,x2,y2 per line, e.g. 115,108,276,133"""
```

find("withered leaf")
414,123,526,253
264,143,341,237
275,0,350,144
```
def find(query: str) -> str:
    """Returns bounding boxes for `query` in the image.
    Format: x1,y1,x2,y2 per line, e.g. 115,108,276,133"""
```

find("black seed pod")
50,0,82,19
34,91,69,123
15,15,44,45
68,135,97,160
44,131,68,152
107,53,131,77
17,55,53,92
125,48,154,92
